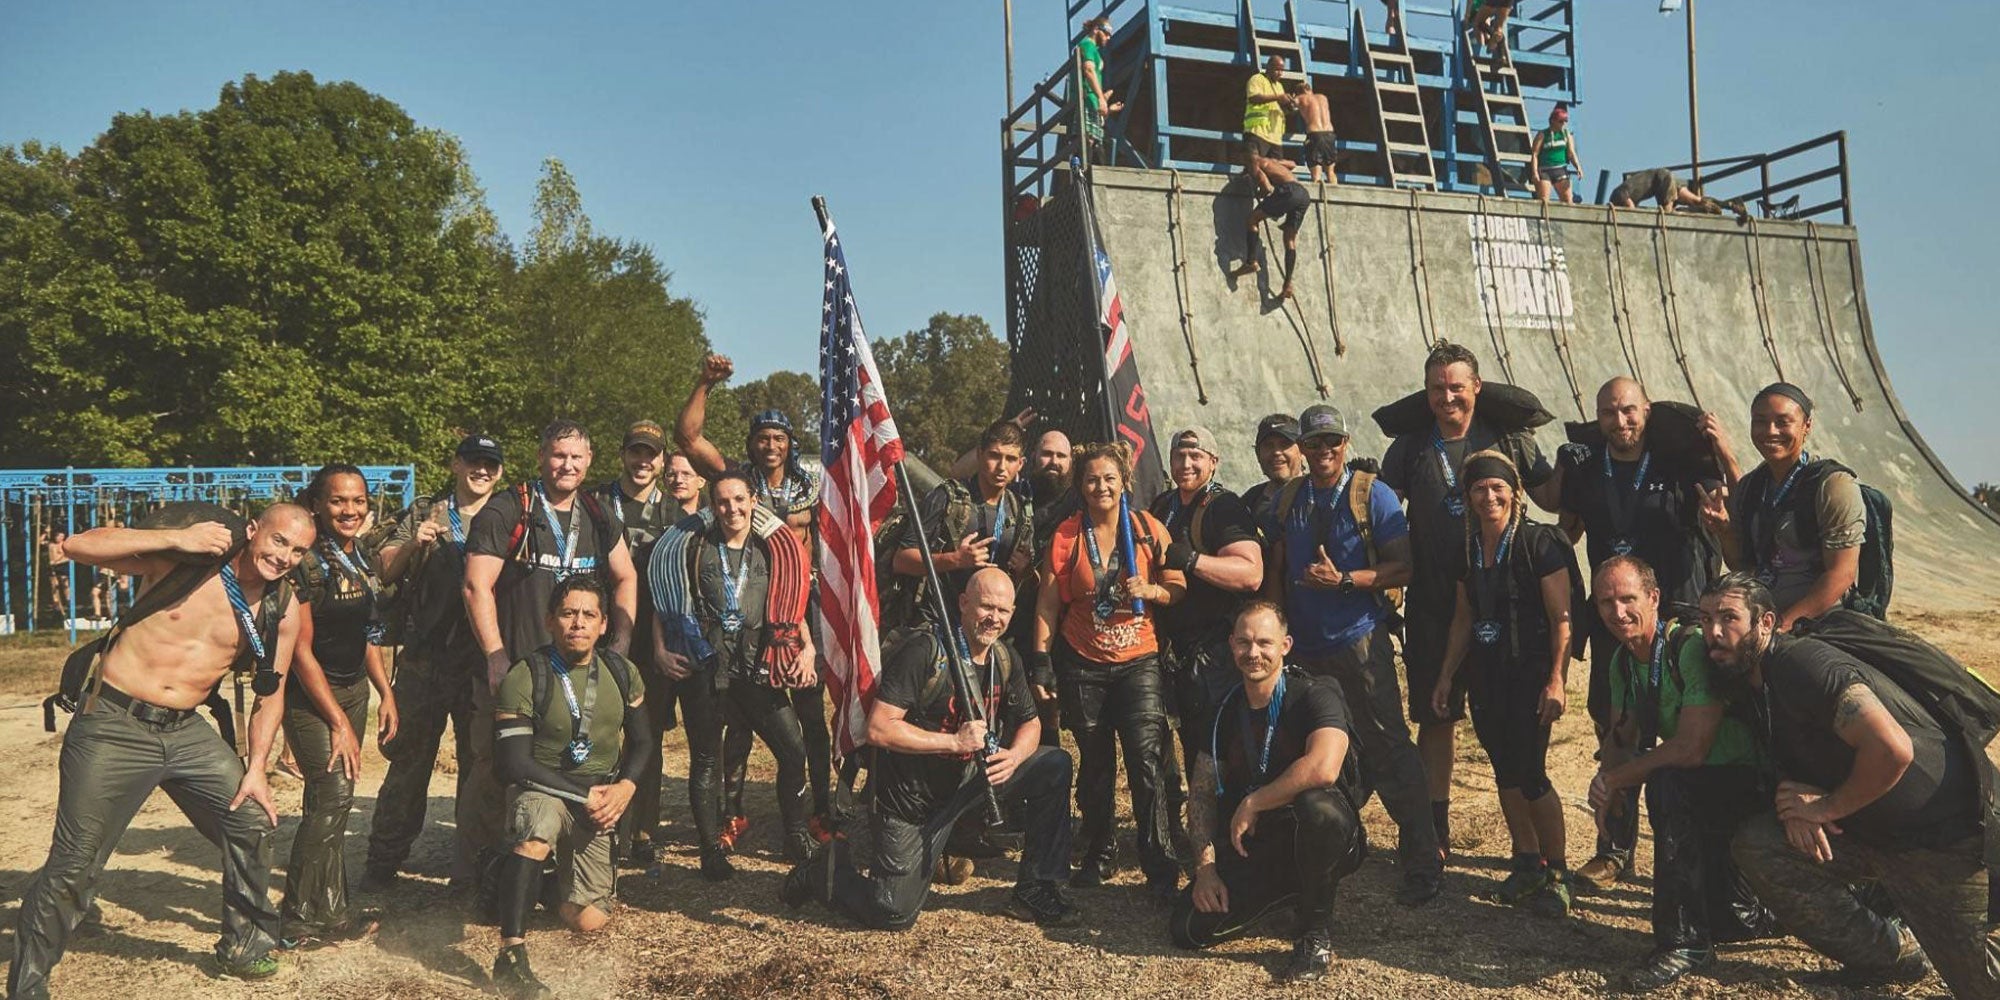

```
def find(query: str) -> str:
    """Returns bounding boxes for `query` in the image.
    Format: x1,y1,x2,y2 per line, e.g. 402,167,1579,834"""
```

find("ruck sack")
504,482,619,567
1791,608,2000,868
874,479,980,636
1371,380,1555,439
1737,458,1895,619
1270,468,1405,616
1562,399,1724,483
43,502,281,737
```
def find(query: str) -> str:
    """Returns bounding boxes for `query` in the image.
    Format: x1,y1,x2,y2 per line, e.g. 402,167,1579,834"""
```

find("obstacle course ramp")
1081,166,2000,613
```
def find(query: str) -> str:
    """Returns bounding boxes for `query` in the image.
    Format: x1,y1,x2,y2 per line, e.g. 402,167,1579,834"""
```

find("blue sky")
2,1,1994,484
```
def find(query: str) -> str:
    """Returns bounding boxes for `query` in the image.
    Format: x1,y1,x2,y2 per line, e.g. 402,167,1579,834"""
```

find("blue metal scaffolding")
0,465,417,641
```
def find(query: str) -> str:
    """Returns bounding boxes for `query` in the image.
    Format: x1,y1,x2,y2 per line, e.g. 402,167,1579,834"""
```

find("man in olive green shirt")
1076,16,1123,162
1589,557,1772,991
489,579,653,1000
1242,54,1291,165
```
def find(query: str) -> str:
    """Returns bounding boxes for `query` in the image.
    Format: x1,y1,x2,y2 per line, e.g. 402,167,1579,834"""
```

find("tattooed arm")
1187,753,1228,914
1776,681,1913,834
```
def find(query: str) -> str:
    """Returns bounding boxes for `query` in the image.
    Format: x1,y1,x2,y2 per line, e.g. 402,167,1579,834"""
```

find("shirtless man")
1230,155,1311,300
10,505,315,997
1293,80,1337,184
1609,167,1747,220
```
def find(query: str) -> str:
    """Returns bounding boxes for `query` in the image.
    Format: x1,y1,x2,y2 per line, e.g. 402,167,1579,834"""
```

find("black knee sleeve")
497,852,543,940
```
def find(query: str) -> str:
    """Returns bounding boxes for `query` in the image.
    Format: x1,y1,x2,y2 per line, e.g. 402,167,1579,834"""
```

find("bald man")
11,505,316,994
1555,378,1730,889
782,568,1080,929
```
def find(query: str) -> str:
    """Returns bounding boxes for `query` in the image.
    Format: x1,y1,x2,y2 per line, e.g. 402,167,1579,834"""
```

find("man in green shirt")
1076,17,1122,163
489,578,653,999
1588,556,1773,991
1242,54,1291,165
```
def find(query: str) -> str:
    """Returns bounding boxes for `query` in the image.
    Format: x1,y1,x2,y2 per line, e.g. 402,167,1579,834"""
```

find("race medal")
1445,494,1466,518
1610,538,1634,556
1473,620,1503,646
565,738,593,767
720,610,746,634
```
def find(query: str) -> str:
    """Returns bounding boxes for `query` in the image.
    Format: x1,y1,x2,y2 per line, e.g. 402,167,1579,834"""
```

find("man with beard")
1588,558,1771,990
1241,413,1303,529
367,435,507,890
1379,342,1553,854
781,569,1078,929
893,420,1035,630
1704,573,1997,994
1558,377,1730,888
1697,383,1865,630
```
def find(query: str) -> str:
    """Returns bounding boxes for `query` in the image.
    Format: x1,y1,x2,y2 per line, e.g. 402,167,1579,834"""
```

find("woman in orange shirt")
1031,443,1187,899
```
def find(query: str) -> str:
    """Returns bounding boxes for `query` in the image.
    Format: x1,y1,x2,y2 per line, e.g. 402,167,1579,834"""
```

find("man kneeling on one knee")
783,567,1079,929
1171,600,1365,984
490,578,655,999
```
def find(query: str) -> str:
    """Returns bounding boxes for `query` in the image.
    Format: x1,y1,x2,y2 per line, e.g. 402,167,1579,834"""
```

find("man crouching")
490,578,654,999
783,567,1079,929
1171,600,1366,983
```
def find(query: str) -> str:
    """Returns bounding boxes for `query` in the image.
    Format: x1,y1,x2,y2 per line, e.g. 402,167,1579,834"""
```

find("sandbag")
1372,381,1555,439
1563,400,1721,480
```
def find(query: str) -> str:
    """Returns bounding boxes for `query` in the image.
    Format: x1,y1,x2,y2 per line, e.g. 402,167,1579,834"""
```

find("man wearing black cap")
367,433,507,889
1241,413,1303,530
1149,427,1264,780
1379,341,1553,856
1263,404,1440,904
1697,383,1867,631
594,421,680,864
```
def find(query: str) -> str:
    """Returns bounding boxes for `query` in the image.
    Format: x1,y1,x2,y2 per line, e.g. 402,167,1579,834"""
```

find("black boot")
1625,947,1712,992
492,943,554,1000
1276,928,1334,983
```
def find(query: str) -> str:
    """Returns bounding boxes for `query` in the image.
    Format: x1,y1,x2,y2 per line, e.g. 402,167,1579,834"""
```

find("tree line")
0,71,1005,492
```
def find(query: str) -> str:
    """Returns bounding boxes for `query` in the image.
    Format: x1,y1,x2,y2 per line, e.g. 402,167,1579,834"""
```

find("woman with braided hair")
1430,449,1582,919
282,463,398,945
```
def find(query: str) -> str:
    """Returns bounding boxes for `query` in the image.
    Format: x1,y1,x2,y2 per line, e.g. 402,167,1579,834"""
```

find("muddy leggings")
682,673,809,852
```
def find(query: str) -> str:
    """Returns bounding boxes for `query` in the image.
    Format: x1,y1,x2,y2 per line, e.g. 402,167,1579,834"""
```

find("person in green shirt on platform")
1588,556,1774,992
1075,17,1122,163
1241,54,1291,166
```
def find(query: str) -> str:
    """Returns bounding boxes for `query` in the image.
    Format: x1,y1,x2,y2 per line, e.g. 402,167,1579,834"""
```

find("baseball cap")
1254,413,1300,445
455,434,504,465
1297,404,1350,442
1170,426,1220,458
623,420,667,453
750,409,794,436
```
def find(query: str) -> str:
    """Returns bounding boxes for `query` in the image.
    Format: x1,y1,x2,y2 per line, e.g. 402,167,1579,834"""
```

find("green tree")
872,312,1010,469
0,72,511,469
493,158,711,484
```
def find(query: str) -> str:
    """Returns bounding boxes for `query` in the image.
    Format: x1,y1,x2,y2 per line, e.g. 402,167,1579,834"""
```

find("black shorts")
1305,131,1337,169
1242,134,1284,163
1256,182,1310,231
1467,670,1553,799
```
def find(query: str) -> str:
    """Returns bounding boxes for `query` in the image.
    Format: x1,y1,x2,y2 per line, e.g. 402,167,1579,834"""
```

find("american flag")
815,211,904,758
1096,243,1132,371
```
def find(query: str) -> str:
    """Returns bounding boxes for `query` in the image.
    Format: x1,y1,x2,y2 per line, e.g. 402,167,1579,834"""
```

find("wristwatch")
1338,577,1357,594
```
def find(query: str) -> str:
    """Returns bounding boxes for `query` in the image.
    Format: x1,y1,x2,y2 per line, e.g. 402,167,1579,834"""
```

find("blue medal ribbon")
219,562,268,666
1082,515,1119,622
1434,429,1466,518
321,538,385,645
1754,453,1811,584
1469,521,1517,646
718,539,751,633
1601,448,1652,556
1210,672,1286,798
547,649,599,768
446,496,467,553
533,482,584,580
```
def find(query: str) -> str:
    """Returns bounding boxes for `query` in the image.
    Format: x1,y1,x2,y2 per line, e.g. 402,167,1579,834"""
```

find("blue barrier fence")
1,465,418,642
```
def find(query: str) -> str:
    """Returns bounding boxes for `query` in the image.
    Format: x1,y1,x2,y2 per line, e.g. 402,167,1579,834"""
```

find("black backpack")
504,482,620,568
525,647,637,765
875,479,1029,637
1738,459,1894,619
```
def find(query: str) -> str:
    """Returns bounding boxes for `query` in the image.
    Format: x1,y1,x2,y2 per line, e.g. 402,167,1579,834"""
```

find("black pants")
367,649,484,880
10,696,281,998
828,747,1074,930
618,649,678,848
1164,633,1235,777
1296,623,1442,873
1168,787,1365,948
1645,765,1770,951
280,677,369,936
682,673,809,849
1587,631,1639,862
1061,652,1176,881
722,682,831,820
1467,670,1553,799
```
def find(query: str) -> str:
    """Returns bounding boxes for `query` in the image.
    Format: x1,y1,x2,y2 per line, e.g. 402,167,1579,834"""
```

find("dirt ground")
0,608,1994,1000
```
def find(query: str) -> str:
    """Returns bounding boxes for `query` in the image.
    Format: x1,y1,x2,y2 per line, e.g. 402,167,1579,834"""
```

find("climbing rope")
1804,221,1865,413
1744,216,1787,382
1408,188,1440,347
1260,215,1331,400
1652,210,1704,410
1472,194,1517,382
1603,205,1646,387
1313,180,1347,356
1537,199,1586,419
1166,169,1208,404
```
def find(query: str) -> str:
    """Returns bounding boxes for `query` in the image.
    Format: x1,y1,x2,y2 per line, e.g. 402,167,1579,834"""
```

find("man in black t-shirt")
1558,377,1723,888
1148,427,1263,784
1703,574,1997,995
1170,602,1364,984
1240,413,1303,531
782,569,1079,929
1379,341,1552,853
367,434,507,889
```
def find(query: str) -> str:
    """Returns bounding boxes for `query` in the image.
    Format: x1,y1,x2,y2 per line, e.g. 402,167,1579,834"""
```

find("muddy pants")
1733,811,2000,995
1644,765,1770,951
367,650,490,880
1168,787,1366,948
8,692,281,999
1296,622,1443,876
281,677,369,936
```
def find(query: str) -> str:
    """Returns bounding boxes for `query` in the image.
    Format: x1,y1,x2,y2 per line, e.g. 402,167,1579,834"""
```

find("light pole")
1661,0,1700,190
1004,0,1016,113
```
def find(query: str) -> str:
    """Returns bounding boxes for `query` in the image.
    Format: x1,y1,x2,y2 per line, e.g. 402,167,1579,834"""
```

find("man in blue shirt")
1263,403,1440,905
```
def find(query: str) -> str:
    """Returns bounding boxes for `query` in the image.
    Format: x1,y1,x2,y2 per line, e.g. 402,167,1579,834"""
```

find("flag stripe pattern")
817,218,904,757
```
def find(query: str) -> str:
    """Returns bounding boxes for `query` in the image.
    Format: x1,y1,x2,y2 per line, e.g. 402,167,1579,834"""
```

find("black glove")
1558,442,1591,470
1029,650,1056,691
1164,539,1199,574
1348,455,1381,475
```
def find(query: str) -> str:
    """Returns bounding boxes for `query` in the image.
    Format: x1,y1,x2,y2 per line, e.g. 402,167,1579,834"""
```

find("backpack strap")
506,482,534,560
1347,471,1380,563
576,491,620,558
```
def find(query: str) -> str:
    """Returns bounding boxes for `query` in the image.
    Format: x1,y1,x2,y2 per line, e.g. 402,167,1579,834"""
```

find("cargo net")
1003,177,1111,445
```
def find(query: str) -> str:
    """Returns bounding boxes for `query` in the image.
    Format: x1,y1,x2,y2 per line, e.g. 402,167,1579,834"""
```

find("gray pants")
367,650,488,880
280,677,369,936
9,695,281,998
1296,622,1442,874
1733,811,2000,995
